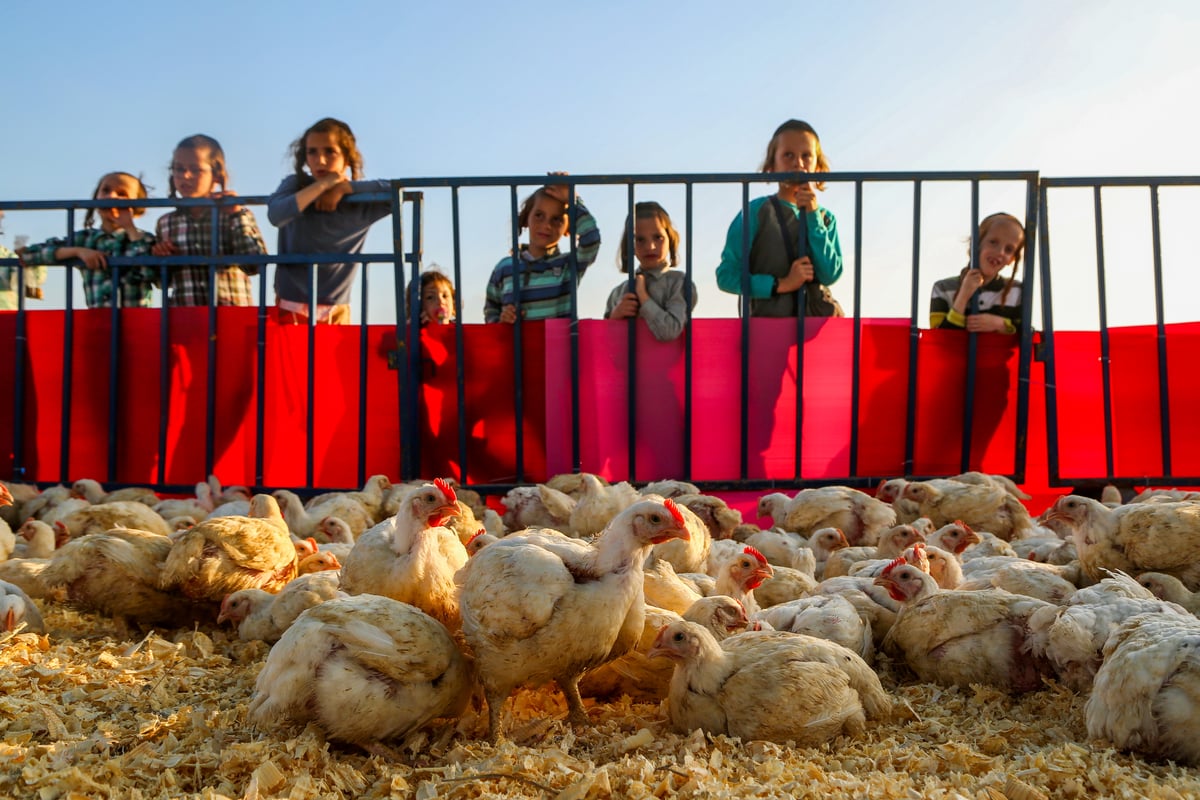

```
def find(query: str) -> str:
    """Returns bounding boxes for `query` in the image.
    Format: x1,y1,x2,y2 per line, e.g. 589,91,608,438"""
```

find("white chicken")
957,557,1079,604
457,496,689,740
646,500,711,574
875,559,1056,693
901,479,1033,541
58,500,172,539
754,593,874,662
822,524,926,579
0,578,43,633
1024,570,1190,691
218,571,347,642
673,494,743,541
13,519,61,560
338,479,467,630
1042,495,1200,588
738,528,818,573
759,486,896,545
639,479,700,498
159,494,297,604
1086,611,1200,766
1136,572,1200,614
649,621,891,745
568,473,641,538
712,545,775,615
249,594,471,753
500,483,575,532
643,557,704,615
70,478,159,506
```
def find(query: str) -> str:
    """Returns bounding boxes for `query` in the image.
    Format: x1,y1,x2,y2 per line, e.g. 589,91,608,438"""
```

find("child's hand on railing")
543,171,570,204
58,246,106,270
965,313,1008,334
213,190,245,215
151,240,179,256
609,292,639,319
499,304,521,324
314,180,352,212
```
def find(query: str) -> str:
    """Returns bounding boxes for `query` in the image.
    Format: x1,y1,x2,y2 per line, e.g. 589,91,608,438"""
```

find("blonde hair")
966,212,1026,304
760,119,829,191
84,172,149,229
168,134,228,196
617,201,680,273
291,118,364,183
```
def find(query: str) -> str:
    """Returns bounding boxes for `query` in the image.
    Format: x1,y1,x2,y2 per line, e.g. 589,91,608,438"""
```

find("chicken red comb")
466,530,485,546
744,545,768,565
880,556,907,577
912,541,926,554
664,498,685,528
433,478,457,505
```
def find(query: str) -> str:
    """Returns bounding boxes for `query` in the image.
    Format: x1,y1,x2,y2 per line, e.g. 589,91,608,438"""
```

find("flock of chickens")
2,471,1200,766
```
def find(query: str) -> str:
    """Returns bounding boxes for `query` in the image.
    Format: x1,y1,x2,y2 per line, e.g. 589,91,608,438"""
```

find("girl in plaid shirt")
18,172,158,308
151,134,267,306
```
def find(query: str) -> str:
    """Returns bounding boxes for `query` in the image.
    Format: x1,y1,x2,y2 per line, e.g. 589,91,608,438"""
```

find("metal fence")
17,169,1188,498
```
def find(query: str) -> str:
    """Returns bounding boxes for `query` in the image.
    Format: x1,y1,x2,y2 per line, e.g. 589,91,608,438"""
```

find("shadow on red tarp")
2,309,1194,491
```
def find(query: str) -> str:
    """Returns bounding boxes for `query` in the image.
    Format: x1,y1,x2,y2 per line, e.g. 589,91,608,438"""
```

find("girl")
412,270,456,326
715,119,843,317
604,201,697,341
18,172,158,308
930,213,1026,334
153,134,268,306
267,117,394,325
484,172,601,323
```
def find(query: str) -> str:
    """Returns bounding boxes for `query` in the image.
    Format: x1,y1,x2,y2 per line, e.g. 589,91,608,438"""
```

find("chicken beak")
429,504,462,528
217,597,232,624
328,555,342,570
5,607,17,631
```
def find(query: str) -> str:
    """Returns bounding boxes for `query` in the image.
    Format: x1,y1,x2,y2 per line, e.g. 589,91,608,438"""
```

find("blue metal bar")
1011,176,1039,484
738,182,751,480
567,184,582,477
682,182,695,481
407,193,425,480
1149,184,1173,477
1037,183,1062,485
960,182,980,472
848,180,864,478
391,183,416,480
60,208,76,483
1093,186,1116,479
904,181,923,476
450,187,469,483
509,185,525,482
205,206,219,477
624,183,637,480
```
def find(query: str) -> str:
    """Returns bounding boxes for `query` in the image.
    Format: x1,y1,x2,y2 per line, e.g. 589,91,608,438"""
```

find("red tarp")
1,309,1195,493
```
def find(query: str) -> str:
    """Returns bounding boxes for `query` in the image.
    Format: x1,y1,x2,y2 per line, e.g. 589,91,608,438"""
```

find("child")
152,134,268,306
484,173,600,323
604,201,696,341
267,117,394,325
715,119,843,317
930,213,1026,334
409,269,456,326
18,172,158,308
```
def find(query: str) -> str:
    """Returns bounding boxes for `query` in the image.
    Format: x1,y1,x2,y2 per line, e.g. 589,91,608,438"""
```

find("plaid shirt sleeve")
223,208,268,275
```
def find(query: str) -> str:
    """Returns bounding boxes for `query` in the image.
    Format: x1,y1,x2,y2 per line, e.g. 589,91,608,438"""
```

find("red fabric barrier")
1,308,1194,492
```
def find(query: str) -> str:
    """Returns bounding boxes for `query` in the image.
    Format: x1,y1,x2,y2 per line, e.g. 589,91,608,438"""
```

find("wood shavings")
1,603,1200,799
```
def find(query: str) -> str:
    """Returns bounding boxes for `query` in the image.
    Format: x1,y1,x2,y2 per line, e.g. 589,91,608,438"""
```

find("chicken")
153,482,216,525
947,471,1031,500
569,473,641,538
457,496,689,740
807,527,851,576
71,478,159,506
1136,572,1200,614
500,483,575,532
739,528,818,573
759,486,896,546
673,494,743,541
649,621,890,745
1086,611,1200,765
42,527,201,627
822,524,926,579
1024,571,1190,691
712,545,775,615
1020,535,1078,566
754,593,874,662
338,479,467,630
0,558,59,601
304,474,392,524
957,557,1079,604
901,479,1033,541
639,479,700,498
876,559,1056,693
465,530,498,556
159,494,297,604
705,539,746,577
249,594,471,753
0,483,19,530
580,596,753,702
876,478,922,524
646,501,711,574
297,551,341,574
58,501,172,539
218,571,347,642
810,575,901,645
643,557,704,615
923,521,981,558
13,519,61,560
313,515,356,544
753,563,819,608
0,578,44,634
1042,495,1200,588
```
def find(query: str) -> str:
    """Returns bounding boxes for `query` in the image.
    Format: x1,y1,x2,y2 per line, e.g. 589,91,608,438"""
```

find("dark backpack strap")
769,196,808,262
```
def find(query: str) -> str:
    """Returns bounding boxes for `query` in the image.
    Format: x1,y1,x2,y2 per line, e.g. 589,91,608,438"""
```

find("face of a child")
978,218,1024,279
305,132,348,180
422,281,455,324
171,147,216,198
634,217,670,270
526,195,568,255
95,174,143,228
771,130,820,179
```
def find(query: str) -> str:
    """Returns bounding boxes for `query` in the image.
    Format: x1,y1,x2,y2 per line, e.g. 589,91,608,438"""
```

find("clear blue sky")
4,1,1198,327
